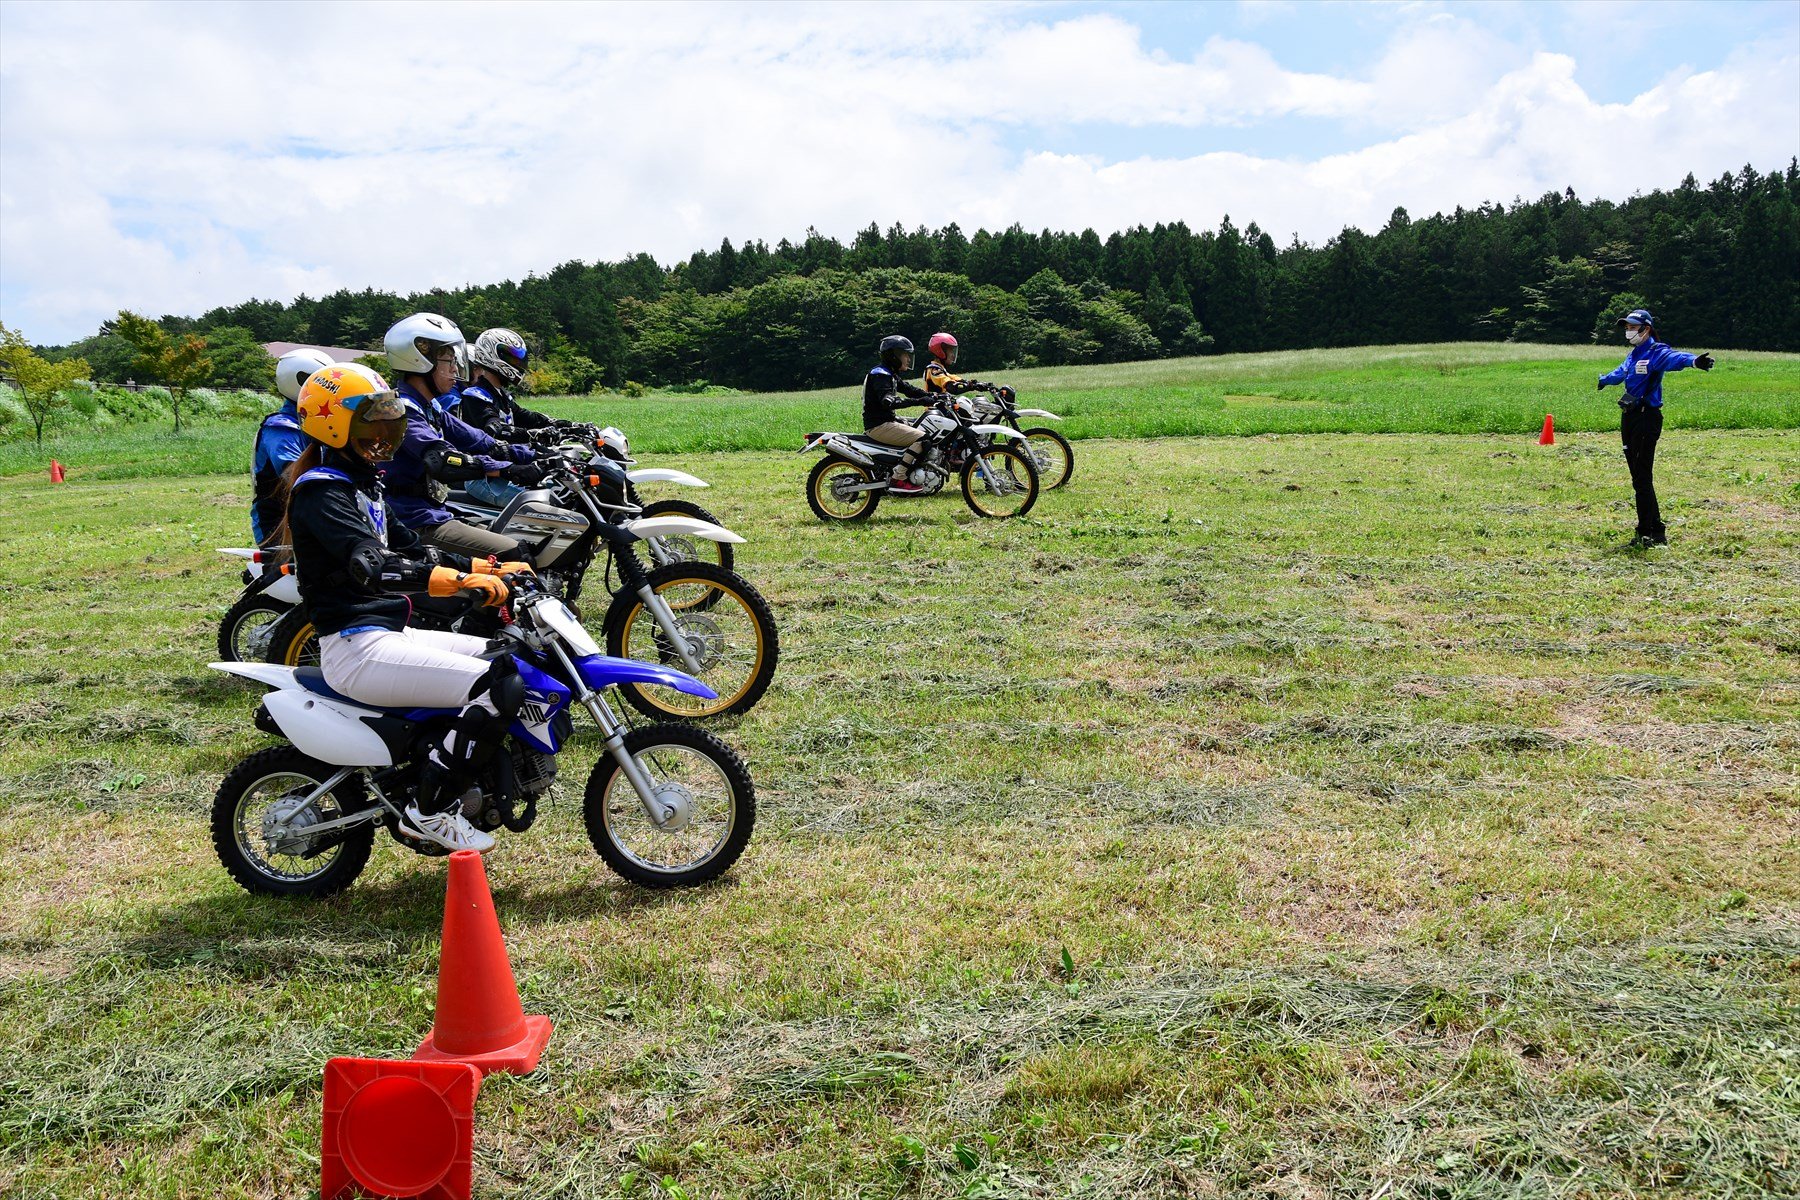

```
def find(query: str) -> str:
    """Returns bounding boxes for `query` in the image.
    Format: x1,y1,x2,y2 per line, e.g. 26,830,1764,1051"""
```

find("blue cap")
1616,308,1655,327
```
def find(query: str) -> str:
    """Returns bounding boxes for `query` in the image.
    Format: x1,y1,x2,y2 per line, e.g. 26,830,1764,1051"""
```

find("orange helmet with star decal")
296,363,406,460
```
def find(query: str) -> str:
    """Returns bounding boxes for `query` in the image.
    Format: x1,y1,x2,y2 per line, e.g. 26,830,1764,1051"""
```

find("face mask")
1625,327,1649,347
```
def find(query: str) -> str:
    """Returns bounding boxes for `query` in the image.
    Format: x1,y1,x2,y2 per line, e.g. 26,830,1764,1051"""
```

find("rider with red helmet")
921,332,990,396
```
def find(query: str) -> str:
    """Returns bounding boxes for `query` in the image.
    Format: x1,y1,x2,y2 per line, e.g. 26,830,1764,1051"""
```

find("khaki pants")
419,518,525,563
865,421,923,472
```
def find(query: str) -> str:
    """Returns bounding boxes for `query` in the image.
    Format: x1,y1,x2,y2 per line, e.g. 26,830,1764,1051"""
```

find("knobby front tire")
603,561,779,720
1022,427,1074,489
583,723,755,887
263,607,321,668
961,444,1040,518
637,497,736,584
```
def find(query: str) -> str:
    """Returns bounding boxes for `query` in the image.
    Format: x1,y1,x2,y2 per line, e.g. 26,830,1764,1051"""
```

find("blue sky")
2,0,1796,344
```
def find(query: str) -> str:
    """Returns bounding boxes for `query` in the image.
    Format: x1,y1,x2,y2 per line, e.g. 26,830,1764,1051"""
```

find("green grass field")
1,347,1796,1197
3,342,1796,482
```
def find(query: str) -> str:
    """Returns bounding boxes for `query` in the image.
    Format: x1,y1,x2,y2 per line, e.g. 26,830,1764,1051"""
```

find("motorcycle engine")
513,745,559,798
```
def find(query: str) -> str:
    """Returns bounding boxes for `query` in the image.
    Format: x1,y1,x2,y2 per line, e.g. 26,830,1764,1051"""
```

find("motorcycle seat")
293,667,363,705
293,667,456,717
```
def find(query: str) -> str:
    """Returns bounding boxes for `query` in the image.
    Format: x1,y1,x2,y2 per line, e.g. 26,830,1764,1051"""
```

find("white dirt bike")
211,577,755,898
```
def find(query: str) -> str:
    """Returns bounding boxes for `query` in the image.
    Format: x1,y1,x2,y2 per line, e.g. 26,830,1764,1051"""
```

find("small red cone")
1538,414,1555,446
322,1057,479,1200
49,460,65,483
413,851,552,1077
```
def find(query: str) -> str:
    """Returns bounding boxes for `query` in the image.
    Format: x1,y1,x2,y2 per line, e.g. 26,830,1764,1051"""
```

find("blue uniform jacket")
1599,339,1697,409
251,402,306,543
384,381,533,529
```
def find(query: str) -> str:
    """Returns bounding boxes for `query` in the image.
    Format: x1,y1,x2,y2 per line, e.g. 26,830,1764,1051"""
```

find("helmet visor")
347,392,407,460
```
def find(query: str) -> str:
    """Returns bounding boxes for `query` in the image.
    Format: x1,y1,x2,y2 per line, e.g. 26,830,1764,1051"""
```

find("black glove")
1597,378,1606,391
503,461,546,484
1694,352,1714,371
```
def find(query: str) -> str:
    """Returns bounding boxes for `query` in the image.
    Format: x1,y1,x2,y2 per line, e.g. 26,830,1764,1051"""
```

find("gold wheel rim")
282,623,320,668
814,461,874,519
966,448,1033,517
619,578,766,715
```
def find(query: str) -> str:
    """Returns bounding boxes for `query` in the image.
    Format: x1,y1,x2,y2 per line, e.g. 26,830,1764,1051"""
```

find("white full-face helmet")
384,313,469,380
274,347,336,402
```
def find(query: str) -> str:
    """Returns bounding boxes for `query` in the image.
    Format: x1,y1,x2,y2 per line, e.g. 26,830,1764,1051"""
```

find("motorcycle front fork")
549,642,681,829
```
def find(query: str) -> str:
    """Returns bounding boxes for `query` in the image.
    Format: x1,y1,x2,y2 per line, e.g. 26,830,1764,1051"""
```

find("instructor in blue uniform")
1597,308,1715,547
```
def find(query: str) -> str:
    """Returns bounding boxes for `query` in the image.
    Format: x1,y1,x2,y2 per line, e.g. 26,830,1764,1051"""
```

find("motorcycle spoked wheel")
1021,426,1075,489
211,746,374,897
263,607,321,668
583,722,755,887
218,593,294,662
961,444,1040,518
604,561,778,720
634,497,733,611
806,456,883,523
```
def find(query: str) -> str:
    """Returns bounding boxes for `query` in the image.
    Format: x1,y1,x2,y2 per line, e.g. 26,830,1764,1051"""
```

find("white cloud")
0,2,1795,343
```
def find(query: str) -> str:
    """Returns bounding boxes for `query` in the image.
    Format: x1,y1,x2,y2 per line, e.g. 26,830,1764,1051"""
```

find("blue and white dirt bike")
209,577,754,897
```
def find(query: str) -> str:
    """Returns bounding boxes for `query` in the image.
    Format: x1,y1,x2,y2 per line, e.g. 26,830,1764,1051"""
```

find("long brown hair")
267,443,324,555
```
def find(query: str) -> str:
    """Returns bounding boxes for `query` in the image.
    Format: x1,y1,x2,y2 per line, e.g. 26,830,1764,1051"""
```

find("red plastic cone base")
1538,414,1555,445
415,1013,553,1076
322,1057,479,1200
411,850,553,1077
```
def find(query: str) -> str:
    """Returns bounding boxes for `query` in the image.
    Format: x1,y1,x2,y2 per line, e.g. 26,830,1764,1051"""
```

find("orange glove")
426,566,510,608
466,557,534,576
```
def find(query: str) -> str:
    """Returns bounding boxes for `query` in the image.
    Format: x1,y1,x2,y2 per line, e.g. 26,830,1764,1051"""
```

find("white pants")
320,628,496,710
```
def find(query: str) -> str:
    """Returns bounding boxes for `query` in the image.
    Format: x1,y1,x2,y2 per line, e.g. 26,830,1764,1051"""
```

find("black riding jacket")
286,449,472,636
862,366,931,429
455,381,557,441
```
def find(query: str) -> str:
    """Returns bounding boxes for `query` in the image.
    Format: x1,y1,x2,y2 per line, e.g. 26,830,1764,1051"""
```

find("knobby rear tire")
218,592,293,662
211,746,374,898
807,456,881,523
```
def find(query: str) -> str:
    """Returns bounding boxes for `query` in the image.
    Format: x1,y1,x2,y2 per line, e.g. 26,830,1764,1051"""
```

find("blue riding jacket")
384,381,533,529
1598,339,1698,409
251,401,306,543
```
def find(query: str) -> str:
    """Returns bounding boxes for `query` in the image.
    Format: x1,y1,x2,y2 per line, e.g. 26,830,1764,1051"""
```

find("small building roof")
262,341,374,362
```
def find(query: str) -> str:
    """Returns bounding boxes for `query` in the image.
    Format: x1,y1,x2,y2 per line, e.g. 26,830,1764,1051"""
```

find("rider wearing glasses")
381,314,542,561
274,362,534,853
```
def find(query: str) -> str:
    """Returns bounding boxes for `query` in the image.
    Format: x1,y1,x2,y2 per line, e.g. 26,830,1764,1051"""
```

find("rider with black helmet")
862,335,932,494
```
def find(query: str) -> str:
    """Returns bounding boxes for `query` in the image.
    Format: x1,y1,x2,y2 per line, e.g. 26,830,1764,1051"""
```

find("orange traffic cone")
49,460,65,483
322,1057,480,1200
413,851,552,1076
1538,414,1555,446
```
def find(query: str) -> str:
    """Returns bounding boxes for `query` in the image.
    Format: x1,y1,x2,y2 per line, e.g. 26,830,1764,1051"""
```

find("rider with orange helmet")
276,362,533,854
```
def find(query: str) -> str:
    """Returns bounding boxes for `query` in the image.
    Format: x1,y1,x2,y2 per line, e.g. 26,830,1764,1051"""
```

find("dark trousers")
1620,405,1665,541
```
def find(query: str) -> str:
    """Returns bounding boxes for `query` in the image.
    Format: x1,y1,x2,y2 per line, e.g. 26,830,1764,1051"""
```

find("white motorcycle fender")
969,424,1027,440
210,661,299,689
627,467,710,489
1015,408,1064,420
626,515,746,545
216,547,257,560
208,661,394,766
266,573,302,604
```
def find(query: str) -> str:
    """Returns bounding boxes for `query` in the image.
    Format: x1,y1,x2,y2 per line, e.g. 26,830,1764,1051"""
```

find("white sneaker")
403,803,496,853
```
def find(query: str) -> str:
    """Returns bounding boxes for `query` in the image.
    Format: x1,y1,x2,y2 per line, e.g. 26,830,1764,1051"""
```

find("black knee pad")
469,655,525,721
